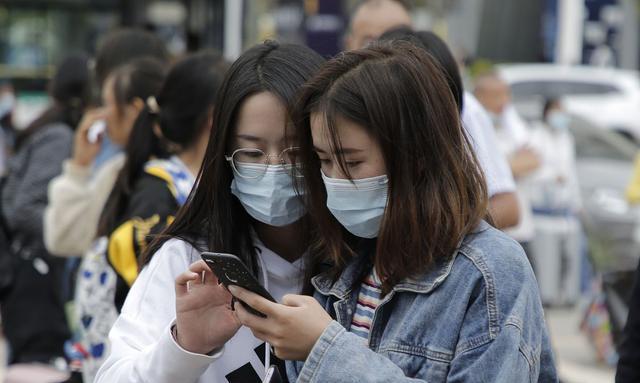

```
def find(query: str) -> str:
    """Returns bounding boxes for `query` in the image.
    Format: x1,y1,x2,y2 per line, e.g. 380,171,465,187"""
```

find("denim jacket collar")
311,220,492,299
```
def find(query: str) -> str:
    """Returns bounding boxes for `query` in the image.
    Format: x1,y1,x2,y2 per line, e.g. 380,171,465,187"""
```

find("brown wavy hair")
294,41,489,293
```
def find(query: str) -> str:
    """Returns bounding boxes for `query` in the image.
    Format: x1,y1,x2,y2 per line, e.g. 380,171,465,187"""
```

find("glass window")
571,120,637,162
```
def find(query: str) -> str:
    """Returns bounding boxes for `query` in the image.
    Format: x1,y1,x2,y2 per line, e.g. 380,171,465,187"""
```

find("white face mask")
321,171,389,239
230,164,306,227
547,111,571,132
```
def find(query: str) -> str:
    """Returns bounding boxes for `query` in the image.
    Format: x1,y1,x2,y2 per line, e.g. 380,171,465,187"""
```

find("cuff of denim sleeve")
297,320,345,383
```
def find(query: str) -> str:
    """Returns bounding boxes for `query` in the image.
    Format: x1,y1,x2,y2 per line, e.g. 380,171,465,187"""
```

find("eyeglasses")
225,147,303,179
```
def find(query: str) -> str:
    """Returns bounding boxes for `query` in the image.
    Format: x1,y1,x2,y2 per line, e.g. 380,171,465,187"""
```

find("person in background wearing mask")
44,29,169,259
95,41,324,383
228,41,556,382
0,54,91,366
71,52,228,382
347,1,520,229
474,72,540,258
524,99,581,305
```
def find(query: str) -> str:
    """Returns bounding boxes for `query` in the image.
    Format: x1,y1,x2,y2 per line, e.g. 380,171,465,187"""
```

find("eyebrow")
313,146,363,155
236,134,264,143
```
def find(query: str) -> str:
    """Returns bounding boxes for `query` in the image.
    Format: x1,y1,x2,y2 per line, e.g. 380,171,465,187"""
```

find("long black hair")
142,41,324,276
96,57,166,237
98,52,229,237
16,54,91,149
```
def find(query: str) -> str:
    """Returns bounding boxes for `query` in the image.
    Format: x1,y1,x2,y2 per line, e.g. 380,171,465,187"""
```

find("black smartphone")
201,252,275,317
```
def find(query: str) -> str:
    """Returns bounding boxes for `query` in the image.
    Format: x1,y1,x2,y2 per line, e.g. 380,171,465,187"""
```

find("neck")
254,220,306,263
178,141,207,177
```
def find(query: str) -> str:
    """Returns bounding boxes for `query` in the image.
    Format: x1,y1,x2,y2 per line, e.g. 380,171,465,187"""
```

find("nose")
265,154,281,165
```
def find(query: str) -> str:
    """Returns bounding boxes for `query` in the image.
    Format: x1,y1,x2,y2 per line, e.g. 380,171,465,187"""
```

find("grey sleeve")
6,126,72,240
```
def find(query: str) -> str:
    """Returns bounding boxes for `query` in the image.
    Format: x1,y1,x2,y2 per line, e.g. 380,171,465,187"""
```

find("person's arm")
615,261,640,383
95,240,225,383
489,192,520,229
7,127,71,239
509,147,541,178
461,93,519,229
230,253,552,382
44,153,125,256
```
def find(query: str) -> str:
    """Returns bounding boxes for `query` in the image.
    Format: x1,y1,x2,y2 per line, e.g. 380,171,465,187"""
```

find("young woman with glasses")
95,41,324,383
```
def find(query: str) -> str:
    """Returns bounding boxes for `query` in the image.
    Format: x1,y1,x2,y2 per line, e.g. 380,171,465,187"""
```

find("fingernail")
228,285,238,294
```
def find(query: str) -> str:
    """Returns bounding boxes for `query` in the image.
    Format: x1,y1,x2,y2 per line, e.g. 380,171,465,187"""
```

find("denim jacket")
287,221,558,382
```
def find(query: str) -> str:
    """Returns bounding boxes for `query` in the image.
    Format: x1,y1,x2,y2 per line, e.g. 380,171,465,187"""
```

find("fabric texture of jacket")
287,221,558,383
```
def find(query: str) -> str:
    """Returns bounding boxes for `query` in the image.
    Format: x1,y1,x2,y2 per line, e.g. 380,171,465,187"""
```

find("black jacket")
616,260,640,382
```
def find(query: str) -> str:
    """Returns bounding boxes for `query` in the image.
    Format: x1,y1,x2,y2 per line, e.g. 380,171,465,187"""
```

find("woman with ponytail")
72,52,229,382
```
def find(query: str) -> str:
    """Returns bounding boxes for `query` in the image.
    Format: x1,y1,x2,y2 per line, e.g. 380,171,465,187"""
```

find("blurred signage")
583,0,622,66
542,0,559,62
304,0,345,56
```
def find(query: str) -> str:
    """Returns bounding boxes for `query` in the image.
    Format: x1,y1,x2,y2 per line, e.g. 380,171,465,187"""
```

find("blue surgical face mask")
321,171,389,239
547,111,571,132
230,163,305,227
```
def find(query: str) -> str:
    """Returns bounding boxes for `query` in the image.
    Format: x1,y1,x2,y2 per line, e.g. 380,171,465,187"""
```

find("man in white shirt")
346,0,520,228
474,73,541,245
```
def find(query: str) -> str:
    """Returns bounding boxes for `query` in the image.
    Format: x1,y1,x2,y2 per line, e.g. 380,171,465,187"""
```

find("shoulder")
120,238,201,317
461,93,494,148
28,123,73,147
155,238,201,260
458,222,533,288
132,172,175,200
122,173,178,222
454,223,542,327
462,92,491,125
142,238,202,279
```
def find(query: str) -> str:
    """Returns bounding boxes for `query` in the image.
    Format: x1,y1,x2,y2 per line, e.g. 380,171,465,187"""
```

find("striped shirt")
350,269,383,340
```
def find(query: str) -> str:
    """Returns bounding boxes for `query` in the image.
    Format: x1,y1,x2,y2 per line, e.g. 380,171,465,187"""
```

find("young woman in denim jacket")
226,41,559,382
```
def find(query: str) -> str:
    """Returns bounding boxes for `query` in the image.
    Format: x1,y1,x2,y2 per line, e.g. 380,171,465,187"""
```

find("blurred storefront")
2,0,639,128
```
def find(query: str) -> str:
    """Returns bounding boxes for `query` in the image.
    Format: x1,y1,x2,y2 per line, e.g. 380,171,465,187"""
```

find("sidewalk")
546,306,616,383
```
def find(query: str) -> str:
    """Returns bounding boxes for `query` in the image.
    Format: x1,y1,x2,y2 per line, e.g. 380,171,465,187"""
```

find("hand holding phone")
72,109,106,167
174,260,241,354
87,120,106,143
201,252,275,317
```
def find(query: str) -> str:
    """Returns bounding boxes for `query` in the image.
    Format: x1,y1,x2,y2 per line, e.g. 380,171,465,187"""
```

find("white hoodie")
95,237,305,383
